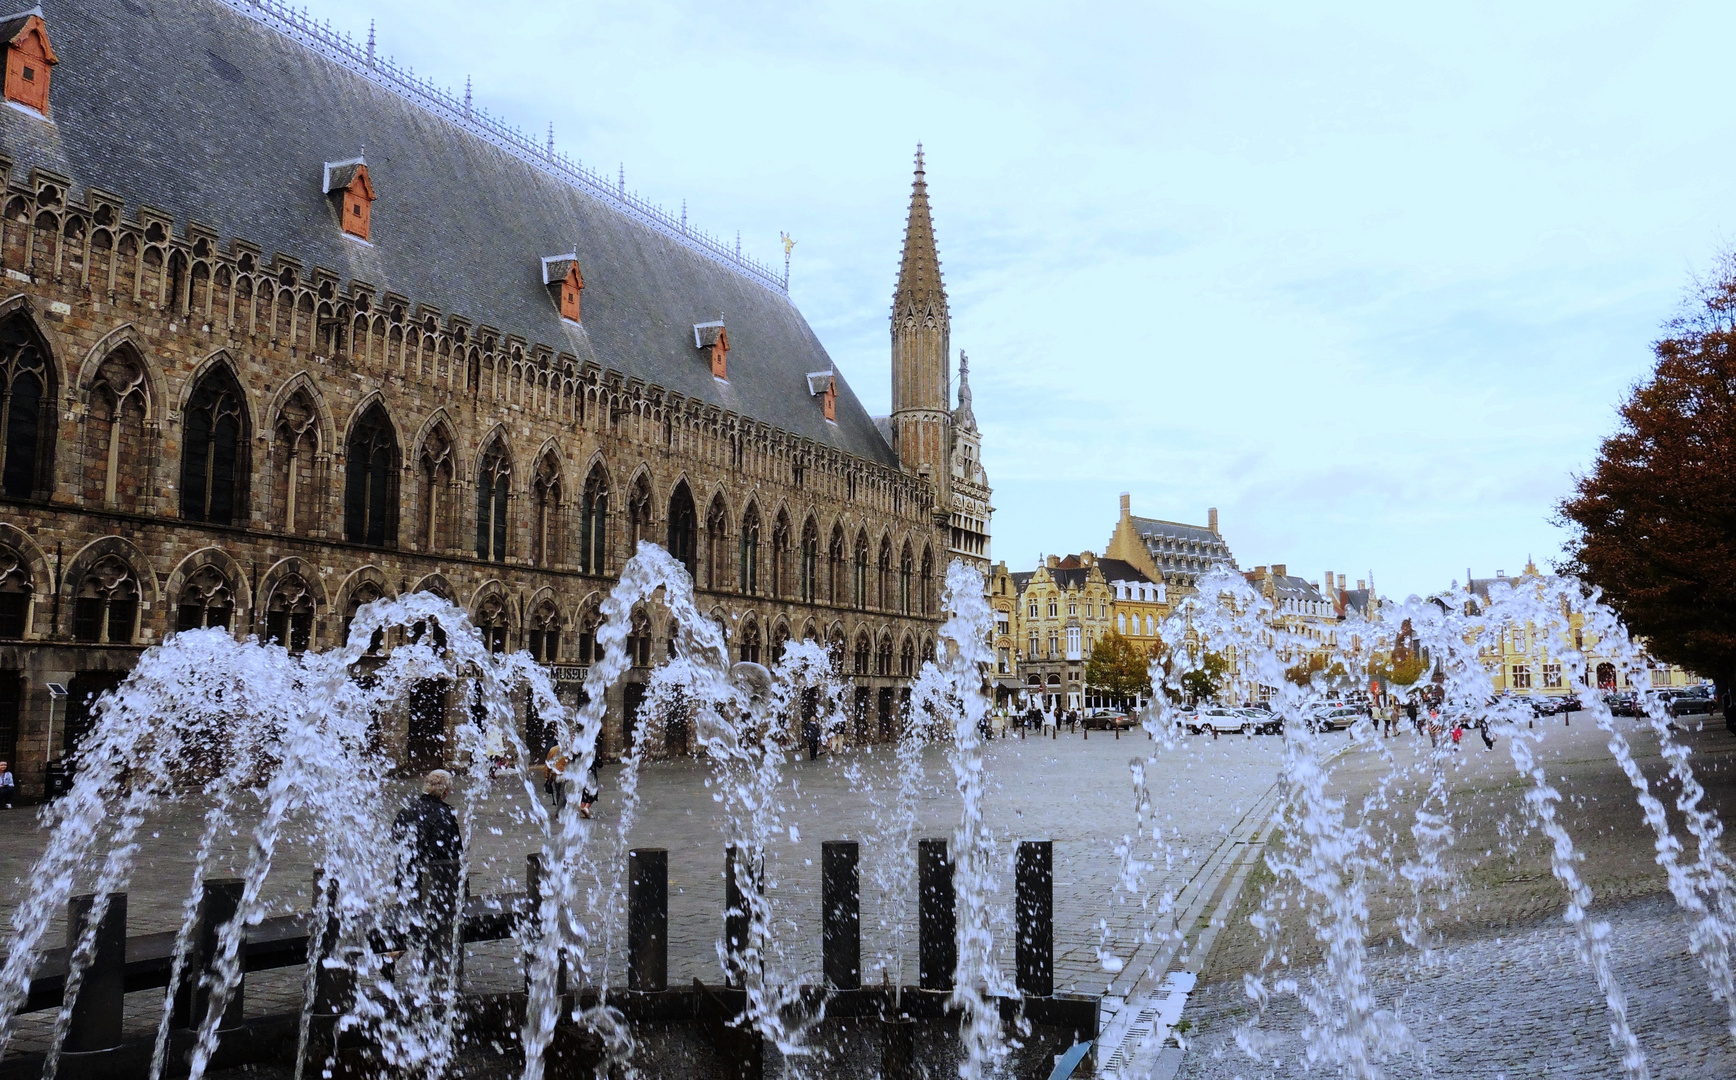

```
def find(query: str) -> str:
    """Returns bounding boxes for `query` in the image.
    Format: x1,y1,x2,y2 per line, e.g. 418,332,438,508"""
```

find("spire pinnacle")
893,143,946,315
954,348,977,431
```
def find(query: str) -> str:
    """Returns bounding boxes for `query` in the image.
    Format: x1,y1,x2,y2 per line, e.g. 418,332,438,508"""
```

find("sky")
294,0,1736,598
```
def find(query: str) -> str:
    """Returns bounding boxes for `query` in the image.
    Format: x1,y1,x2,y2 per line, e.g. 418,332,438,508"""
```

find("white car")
1309,705,1362,732
1186,707,1255,735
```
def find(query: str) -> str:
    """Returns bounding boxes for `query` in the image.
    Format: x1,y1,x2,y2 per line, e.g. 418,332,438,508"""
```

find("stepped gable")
0,0,897,465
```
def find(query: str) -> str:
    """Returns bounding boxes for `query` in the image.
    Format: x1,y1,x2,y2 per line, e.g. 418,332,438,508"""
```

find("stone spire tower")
890,145,952,489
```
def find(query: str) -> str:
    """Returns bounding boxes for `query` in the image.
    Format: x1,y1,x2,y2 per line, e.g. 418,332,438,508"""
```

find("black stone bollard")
881,1014,916,1080
628,848,668,992
821,840,860,990
62,892,126,1057
526,853,568,996
1016,840,1054,997
917,838,955,991
193,877,247,1032
724,845,763,989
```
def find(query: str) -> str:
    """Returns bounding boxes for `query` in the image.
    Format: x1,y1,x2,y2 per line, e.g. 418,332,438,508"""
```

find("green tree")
1085,630,1152,704
1558,255,1736,709
1178,649,1229,703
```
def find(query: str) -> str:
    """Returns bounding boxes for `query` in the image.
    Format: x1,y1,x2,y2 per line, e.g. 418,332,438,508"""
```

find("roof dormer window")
542,255,583,323
322,158,375,242
2,10,55,115
694,320,728,381
806,369,837,422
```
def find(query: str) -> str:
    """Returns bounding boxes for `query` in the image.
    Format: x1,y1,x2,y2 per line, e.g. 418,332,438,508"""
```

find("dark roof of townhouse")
1095,557,1153,585
1,0,898,465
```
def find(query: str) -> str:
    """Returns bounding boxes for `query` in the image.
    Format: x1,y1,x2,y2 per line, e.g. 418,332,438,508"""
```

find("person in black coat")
394,769,462,878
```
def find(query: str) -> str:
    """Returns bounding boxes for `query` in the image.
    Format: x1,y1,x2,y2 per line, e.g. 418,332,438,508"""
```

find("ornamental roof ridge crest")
221,0,786,293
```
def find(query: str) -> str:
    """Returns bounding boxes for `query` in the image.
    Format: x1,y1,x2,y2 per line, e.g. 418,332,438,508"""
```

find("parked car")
1668,687,1717,718
1186,708,1255,736
1082,709,1136,731
1239,708,1283,735
1308,705,1362,732
1602,692,1637,717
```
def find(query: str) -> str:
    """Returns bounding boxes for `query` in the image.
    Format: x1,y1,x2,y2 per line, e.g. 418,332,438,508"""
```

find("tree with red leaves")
1558,258,1736,719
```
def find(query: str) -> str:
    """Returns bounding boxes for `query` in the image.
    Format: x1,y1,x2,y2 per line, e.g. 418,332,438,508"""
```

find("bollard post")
628,848,668,992
821,841,860,990
526,853,567,996
193,878,247,1032
917,839,955,991
724,845,762,989
1016,840,1054,997
62,892,126,1058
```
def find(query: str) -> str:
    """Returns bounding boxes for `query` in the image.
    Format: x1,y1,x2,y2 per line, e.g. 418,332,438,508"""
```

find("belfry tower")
889,146,992,568
890,145,952,492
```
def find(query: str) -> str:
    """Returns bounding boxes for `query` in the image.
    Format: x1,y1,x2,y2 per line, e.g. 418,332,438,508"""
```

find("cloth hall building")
0,0,991,796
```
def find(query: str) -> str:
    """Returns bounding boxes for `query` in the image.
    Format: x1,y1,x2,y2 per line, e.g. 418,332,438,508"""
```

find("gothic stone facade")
0,0,954,797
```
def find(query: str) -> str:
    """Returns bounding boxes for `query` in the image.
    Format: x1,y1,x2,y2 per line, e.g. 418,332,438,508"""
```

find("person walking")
577,759,601,819
393,769,463,876
1406,699,1420,735
802,714,822,761
0,761,14,808
545,744,570,811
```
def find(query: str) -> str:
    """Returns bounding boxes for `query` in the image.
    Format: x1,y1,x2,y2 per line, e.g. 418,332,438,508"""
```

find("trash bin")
44,760,72,800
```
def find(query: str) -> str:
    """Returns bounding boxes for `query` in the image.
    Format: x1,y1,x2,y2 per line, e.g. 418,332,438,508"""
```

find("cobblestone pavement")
1174,713,1736,1079
0,725,1289,1057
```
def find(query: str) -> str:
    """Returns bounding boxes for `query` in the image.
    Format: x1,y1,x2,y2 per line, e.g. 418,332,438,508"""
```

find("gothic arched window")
418,425,455,552
179,365,248,525
344,404,398,547
705,495,729,591
667,480,697,577
853,532,869,610
876,635,894,677
626,607,653,668
739,503,761,596
265,574,314,653
0,314,55,500
342,580,386,652
73,556,139,644
272,391,319,535
853,632,871,676
900,637,916,677
877,537,892,610
0,545,31,638
84,348,149,510
627,472,652,554
771,623,790,666
475,437,511,562
527,601,560,663
895,547,910,617
175,565,233,632
580,463,608,574
828,526,845,606
800,518,819,604
770,512,790,599
534,454,563,569
475,593,509,654
919,546,934,616
739,619,761,665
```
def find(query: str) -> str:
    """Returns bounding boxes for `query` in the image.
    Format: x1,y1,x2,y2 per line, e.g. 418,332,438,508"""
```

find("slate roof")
1,0,898,466
1095,557,1153,585
1130,516,1237,579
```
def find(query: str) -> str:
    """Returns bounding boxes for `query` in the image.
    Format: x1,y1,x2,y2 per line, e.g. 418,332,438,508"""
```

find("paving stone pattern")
1176,714,1736,1079
0,728,1287,1057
